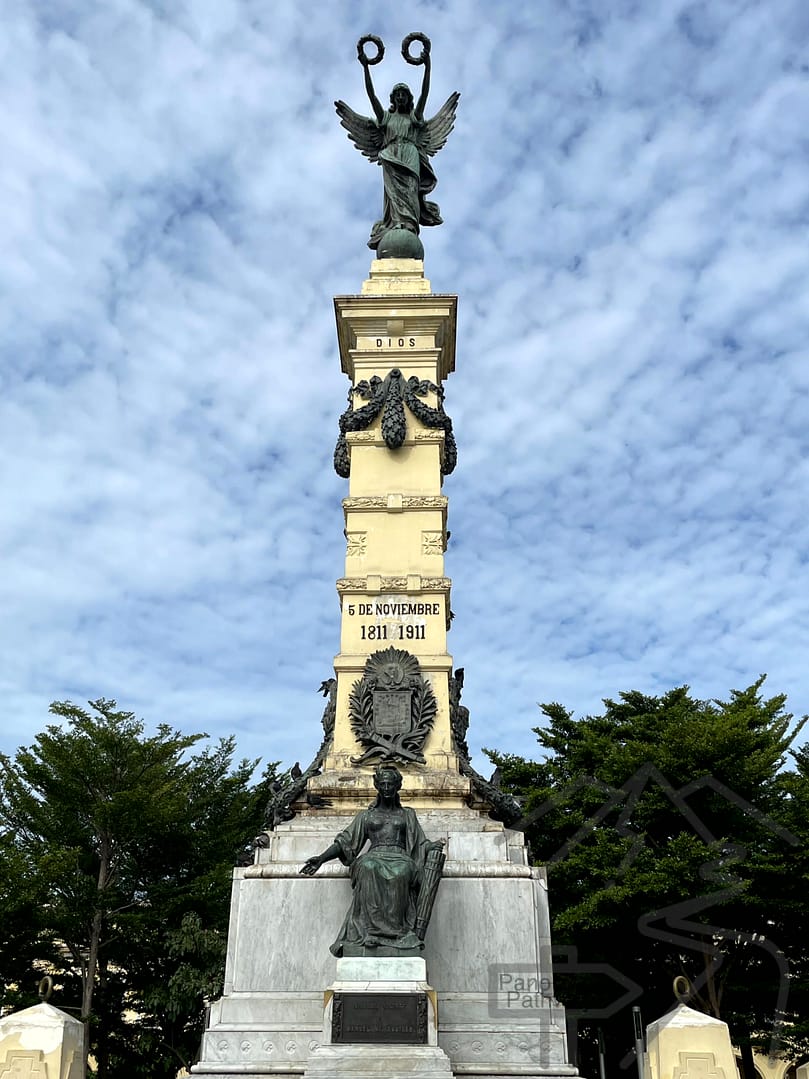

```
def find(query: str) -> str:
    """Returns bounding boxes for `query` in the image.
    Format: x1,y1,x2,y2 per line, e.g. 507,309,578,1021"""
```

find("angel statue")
335,32,460,257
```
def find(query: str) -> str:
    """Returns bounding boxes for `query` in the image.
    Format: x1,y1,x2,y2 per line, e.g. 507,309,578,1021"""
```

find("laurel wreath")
402,32,430,65
357,34,384,66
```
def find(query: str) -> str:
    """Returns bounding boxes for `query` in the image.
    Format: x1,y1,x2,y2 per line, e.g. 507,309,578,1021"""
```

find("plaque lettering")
332,992,428,1044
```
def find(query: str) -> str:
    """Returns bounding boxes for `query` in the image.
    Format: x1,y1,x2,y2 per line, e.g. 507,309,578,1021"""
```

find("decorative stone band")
337,576,451,593
345,429,445,445
342,495,448,510
343,495,449,534
305,762,469,810
244,861,539,879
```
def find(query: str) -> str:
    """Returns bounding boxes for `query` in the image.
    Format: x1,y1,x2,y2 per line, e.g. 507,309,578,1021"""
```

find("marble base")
323,956,438,1048
304,1044,453,1079
191,812,577,1079
335,957,426,981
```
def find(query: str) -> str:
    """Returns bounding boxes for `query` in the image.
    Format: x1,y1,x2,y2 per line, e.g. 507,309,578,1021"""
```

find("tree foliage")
0,699,277,1077
486,677,809,1073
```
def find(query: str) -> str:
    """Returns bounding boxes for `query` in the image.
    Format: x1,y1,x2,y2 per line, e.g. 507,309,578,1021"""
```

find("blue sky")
2,0,808,775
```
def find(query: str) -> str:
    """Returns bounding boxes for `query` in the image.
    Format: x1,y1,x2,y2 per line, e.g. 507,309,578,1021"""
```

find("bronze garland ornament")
334,368,457,478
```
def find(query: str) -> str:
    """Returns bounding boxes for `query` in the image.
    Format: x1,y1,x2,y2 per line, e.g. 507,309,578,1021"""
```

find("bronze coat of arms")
348,647,437,765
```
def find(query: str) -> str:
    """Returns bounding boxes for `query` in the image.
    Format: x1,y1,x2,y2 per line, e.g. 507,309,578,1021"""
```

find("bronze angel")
335,33,460,252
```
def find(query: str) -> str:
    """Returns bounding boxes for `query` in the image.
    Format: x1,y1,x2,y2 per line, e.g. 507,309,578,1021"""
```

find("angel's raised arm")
415,49,431,121
358,45,384,122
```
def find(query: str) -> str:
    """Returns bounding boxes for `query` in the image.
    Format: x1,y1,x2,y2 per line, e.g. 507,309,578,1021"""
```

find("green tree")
0,699,276,1077
486,678,808,1074
753,740,809,1061
0,832,64,1013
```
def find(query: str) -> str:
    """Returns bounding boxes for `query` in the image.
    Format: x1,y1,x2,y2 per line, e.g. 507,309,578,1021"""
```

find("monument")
191,33,577,1079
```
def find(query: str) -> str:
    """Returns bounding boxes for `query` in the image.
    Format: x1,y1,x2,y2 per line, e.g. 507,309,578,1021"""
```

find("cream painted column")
309,259,469,811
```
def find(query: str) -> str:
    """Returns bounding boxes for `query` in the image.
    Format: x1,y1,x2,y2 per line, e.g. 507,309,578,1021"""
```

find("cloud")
2,0,807,780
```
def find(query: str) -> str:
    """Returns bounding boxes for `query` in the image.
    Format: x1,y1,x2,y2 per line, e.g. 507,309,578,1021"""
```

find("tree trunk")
81,844,110,1076
95,955,110,1079
704,952,722,1018
737,1020,757,1079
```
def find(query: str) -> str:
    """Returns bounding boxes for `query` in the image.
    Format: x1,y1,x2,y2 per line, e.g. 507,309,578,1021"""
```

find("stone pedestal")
191,812,574,1079
303,956,452,1079
323,957,436,1046
0,1003,85,1079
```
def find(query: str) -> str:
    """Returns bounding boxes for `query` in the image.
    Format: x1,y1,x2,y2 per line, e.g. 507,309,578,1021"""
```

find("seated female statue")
299,765,444,956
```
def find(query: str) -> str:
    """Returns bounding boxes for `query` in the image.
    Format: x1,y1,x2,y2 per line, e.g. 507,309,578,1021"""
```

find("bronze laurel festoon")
335,32,460,256
333,368,457,479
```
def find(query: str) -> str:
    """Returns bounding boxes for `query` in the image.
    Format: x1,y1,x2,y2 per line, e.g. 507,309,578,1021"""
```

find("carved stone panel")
346,532,367,556
0,1052,48,1078
673,1053,726,1079
373,690,412,738
421,531,444,555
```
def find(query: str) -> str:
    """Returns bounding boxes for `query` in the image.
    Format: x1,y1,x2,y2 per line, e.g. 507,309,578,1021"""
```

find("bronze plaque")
332,992,428,1044
373,690,412,737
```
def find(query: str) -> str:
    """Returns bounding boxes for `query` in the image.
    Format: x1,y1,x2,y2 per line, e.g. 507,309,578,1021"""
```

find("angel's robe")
328,804,432,956
370,110,441,248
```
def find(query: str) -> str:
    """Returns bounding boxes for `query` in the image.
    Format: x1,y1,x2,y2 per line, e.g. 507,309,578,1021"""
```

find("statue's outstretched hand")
300,856,322,876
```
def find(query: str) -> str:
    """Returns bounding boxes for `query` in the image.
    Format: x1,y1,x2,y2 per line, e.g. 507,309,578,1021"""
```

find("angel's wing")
334,100,384,163
420,91,461,157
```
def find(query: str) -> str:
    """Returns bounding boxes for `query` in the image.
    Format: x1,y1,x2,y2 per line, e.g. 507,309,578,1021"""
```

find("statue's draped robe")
330,805,432,956
369,111,442,249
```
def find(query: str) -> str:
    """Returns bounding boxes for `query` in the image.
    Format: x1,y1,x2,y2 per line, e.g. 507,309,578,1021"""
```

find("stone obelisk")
307,258,468,812
191,33,577,1079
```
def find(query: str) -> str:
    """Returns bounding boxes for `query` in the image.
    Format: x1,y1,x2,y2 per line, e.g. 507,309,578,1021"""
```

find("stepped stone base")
306,767,472,812
306,1045,453,1079
191,811,577,1079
